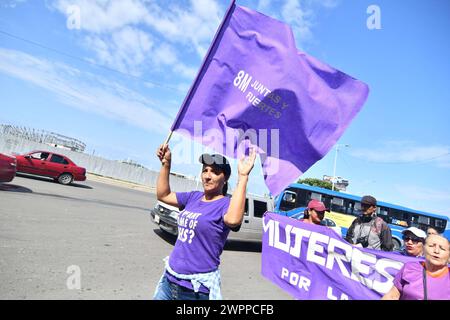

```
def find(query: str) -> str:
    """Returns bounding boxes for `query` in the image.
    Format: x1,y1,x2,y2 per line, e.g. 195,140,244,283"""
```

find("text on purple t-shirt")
166,191,231,292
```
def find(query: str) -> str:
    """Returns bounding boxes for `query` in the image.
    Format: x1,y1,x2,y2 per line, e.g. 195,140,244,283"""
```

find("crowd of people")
306,196,449,300
152,145,449,300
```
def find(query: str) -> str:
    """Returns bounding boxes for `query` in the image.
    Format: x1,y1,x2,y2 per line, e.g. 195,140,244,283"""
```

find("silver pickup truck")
150,194,274,241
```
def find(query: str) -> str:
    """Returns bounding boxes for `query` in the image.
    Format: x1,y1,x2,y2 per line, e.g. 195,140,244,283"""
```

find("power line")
0,29,185,93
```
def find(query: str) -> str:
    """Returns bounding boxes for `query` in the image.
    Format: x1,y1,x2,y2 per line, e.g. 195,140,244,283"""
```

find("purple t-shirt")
166,191,231,292
393,261,450,300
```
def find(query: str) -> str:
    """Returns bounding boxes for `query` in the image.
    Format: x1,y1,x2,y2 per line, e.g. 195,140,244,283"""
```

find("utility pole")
332,144,350,191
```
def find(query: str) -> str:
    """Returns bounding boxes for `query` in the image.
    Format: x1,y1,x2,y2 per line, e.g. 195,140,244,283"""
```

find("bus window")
279,191,297,211
378,207,388,217
354,202,362,214
389,209,409,226
321,195,331,212
409,215,420,228
418,215,430,225
296,189,310,208
331,197,345,214
344,200,359,216
434,219,447,230
310,192,322,201
434,219,446,233
377,207,390,223
254,200,268,218
345,201,356,215
244,198,249,216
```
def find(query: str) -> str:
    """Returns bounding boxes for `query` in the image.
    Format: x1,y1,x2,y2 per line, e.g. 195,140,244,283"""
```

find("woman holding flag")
153,144,256,300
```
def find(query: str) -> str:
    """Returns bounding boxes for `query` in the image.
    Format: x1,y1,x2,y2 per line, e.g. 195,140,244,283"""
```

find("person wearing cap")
382,234,450,300
153,144,256,300
400,227,426,257
345,195,394,251
301,200,327,225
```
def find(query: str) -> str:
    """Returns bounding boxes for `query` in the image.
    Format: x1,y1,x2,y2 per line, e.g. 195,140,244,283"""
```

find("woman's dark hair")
222,181,228,196
303,208,310,219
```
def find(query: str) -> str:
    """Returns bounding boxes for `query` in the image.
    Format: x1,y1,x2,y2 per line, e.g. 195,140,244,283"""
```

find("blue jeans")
153,274,209,300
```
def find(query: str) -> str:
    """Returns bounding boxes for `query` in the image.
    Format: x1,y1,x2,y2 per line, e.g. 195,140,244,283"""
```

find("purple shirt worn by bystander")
393,261,450,300
166,191,231,293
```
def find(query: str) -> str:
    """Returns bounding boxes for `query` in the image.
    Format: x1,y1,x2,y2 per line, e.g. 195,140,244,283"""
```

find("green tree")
297,178,333,190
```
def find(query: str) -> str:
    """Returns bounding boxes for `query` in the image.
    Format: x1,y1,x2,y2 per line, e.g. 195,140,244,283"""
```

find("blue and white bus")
274,183,450,251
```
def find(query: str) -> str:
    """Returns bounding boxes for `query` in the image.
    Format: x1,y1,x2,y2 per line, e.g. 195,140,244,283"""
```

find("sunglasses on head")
402,236,422,243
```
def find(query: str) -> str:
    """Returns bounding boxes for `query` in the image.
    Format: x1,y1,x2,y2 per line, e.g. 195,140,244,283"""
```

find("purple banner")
171,4,369,196
262,212,418,300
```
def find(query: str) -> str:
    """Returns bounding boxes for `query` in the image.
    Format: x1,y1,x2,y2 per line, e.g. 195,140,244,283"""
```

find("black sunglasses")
402,236,422,243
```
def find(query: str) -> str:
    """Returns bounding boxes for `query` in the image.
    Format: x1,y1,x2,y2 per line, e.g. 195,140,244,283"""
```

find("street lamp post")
332,144,350,191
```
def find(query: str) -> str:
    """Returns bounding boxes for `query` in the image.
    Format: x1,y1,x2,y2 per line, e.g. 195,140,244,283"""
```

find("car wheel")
392,238,402,252
58,173,73,185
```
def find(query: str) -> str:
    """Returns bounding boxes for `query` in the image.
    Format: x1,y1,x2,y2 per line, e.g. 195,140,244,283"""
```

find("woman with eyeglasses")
400,227,426,257
382,234,450,300
301,200,327,225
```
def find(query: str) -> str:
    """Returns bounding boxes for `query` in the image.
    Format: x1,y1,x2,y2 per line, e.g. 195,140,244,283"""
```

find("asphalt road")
0,175,291,300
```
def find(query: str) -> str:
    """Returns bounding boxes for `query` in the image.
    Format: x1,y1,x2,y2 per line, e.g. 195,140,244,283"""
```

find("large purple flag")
262,213,418,300
171,1,369,195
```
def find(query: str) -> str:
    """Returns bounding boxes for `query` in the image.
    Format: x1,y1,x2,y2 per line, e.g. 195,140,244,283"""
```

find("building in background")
323,175,349,192
0,124,86,152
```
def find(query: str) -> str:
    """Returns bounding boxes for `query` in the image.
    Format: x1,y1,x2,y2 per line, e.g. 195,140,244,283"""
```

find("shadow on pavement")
15,173,93,189
0,183,33,193
153,228,177,245
70,183,93,189
224,239,262,253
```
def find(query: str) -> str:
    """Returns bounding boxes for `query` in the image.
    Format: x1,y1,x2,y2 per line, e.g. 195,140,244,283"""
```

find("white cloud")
349,141,450,168
50,0,214,79
83,26,153,76
257,0,271,11
393,185,450,218
0,48,172,134
48,0,343,78
281,0,314,43
314,0,340,9
51,0,149,33
256,0,341,48
396,185,450,202
142,0,222,57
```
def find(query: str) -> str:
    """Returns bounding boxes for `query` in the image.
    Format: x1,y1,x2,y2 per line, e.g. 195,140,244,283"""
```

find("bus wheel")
392,239,401,252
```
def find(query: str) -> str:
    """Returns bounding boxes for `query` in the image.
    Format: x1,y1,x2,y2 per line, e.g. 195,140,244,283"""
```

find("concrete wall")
0,134,200,192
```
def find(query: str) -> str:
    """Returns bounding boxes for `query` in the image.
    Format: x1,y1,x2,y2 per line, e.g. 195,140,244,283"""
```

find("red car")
0,153,17,183
15,151,86,185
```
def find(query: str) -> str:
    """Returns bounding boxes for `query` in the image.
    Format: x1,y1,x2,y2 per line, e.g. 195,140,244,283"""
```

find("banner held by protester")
170,1,370,196
261,212,418,300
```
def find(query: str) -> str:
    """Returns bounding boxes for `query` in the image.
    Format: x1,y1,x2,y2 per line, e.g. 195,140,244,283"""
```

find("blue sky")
1,0,449,217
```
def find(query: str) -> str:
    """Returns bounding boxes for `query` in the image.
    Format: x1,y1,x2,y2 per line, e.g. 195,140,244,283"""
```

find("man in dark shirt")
345,195,394,251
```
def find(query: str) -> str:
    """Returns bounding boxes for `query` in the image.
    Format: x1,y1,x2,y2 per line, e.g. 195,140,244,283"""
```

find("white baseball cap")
402,227,427,240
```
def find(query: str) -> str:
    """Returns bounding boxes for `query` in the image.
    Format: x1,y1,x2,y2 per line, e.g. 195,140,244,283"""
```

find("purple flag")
262,212,418,300
171,2,369,195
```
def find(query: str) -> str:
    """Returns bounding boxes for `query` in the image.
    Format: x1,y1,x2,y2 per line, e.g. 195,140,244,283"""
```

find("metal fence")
0,134,200,192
